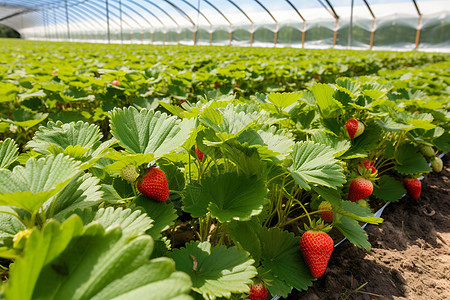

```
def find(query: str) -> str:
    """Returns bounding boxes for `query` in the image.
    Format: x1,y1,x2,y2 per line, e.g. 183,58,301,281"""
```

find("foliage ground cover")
0,39,449,299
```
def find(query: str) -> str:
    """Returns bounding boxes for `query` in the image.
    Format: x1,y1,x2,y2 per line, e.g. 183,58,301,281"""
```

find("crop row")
0,40,448,299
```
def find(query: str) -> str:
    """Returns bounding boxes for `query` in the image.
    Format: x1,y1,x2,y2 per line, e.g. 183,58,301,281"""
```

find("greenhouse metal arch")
0,0,449,51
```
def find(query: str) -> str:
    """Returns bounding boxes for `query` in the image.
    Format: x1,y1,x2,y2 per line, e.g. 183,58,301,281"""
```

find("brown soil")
289,155,450,300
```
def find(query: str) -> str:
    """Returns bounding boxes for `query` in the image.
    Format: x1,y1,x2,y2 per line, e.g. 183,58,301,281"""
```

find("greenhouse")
0,0,449,50
0,1,449,300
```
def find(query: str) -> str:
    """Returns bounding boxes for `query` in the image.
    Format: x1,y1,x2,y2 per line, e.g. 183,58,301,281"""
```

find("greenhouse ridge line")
0,0,447,51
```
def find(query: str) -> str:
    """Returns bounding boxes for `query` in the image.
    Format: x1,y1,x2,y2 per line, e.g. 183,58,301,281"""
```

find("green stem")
282,187,312,226
280,209,328,227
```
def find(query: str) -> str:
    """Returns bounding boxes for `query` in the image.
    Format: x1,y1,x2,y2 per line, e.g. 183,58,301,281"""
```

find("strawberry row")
0,73,447,299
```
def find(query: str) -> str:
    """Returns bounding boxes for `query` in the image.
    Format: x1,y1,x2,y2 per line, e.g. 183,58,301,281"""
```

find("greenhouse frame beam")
106,0,145,43
163,0,195,44
253,0,278,47
226,0,254,46
362,0,376,50
284,0,306,48
179,0,213,45
127,0,164,44
141,0,182,45
55,8,94,41
111,0,152,44
47,8,89,40
63,5,107,41
0,7,35,22
317,0,339,47
77,0,122,42
65,0,70,40
202,0,233,45
412,0,422,50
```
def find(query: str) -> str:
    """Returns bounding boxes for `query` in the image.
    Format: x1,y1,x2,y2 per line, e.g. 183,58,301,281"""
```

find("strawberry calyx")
299,219,333,234
357,159,378,177
247,279,269,300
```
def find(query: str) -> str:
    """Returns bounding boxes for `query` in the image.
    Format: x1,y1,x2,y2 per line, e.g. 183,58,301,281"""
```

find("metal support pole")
106,0,111,43
302,22,306,48
370,19,375,50
348,0,354,48
193,24,196,45
274,23,278,47
412,0,422,50
119,0,123,43
333,20,338,47
65,0,70,40
250,23,254,46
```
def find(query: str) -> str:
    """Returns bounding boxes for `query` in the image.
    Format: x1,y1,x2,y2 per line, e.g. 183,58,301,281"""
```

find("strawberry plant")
0,39,448,300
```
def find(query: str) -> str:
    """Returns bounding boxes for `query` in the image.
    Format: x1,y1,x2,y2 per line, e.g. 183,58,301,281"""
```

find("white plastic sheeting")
0,0,449,51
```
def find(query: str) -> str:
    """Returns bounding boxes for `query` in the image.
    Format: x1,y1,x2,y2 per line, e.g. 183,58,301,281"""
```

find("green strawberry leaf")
310,131,351,157
335,201,383,224
0,82,19,103
79,207,154,238
11,109,48,128
4,216,192,300
135,195,177,240
227,219,263,263
109,107,195,156
395,143,431,175
0,138,19,169
433,132,450,152
183,172,267,223
199,104,262,142
335,216,371,251
310,83,343,118
267,92,302,110
103,151,156,175
27,121,102,154
341,122,382,159
259,227,314,292
169,241,257,300
260,267,292,298
236,127,295,161
0,210,26,245
336,78,361,97
289,141,346,190
44,172,103,221
0,154,80,213
218,141,265,178
373,175,406,202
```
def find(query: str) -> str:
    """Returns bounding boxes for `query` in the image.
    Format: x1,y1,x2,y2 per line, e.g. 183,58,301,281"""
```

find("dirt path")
289,155,450,300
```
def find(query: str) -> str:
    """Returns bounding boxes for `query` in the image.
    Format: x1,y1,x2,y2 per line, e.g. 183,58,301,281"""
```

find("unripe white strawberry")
420,145,435,158
430,157,443,173
121,165,139,182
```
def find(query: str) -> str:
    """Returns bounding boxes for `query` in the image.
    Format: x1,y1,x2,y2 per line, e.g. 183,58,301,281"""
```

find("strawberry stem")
282,187,312,227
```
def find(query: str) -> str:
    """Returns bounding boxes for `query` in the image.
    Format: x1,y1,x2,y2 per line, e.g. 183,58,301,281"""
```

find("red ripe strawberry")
403,178,421,199
214,82,220,88
345,119,365,139
348,177,373,202
111,80,120,86
300,230,334,278
361,160,377,174
247,281,268,300
137,167,169,202
196,146,204,162
318,201,333,222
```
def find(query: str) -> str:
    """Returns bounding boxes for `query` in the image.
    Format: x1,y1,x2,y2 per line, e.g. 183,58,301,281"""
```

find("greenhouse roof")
0,0,449,51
